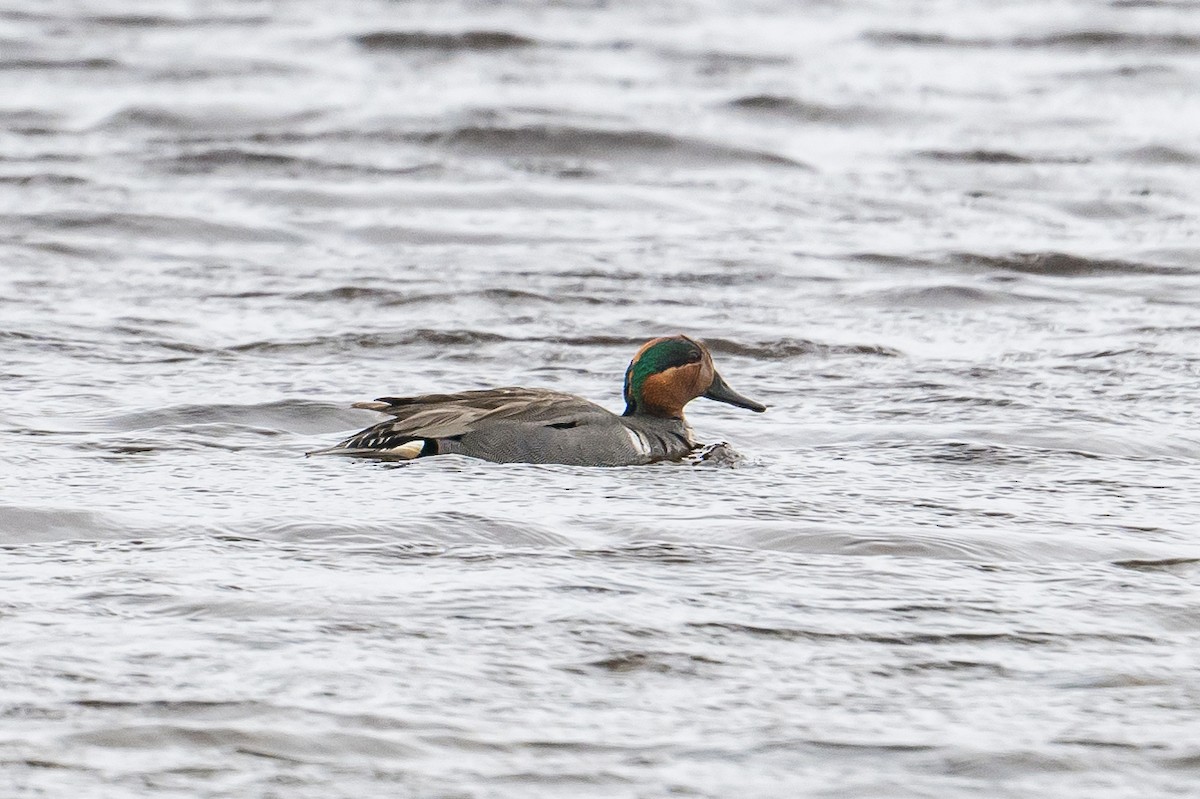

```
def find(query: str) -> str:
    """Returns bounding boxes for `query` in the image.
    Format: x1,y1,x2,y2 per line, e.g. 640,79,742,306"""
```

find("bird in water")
308,335,766,466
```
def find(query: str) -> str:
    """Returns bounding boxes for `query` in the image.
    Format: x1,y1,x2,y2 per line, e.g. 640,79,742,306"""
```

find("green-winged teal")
308,335,766,466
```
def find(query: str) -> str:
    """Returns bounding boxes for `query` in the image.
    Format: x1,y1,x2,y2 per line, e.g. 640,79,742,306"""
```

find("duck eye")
687,350,701,363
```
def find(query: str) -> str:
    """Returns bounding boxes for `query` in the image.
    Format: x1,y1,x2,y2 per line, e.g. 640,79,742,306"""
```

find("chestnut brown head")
622,335,766,418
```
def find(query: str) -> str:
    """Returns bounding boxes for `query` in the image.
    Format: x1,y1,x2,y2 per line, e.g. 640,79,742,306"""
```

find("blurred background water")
2,0,1199,796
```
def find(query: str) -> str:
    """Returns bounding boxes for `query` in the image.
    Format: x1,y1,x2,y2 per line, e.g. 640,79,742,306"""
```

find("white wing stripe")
626,428,652,457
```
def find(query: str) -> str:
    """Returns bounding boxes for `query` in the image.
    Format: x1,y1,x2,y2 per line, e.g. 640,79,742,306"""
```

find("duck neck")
624,400,683,420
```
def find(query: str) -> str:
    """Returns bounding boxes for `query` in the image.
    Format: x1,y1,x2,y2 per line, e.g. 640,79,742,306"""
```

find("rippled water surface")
3,0,1200,796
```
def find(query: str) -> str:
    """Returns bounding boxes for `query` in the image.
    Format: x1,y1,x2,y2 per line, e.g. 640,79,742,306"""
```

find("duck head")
622,335,767,418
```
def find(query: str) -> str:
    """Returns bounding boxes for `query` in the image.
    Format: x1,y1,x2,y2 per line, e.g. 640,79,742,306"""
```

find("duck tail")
352,401,393,412
305,437,429,460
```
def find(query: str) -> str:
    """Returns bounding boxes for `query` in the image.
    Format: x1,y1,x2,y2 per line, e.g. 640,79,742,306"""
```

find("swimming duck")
308,335,766,466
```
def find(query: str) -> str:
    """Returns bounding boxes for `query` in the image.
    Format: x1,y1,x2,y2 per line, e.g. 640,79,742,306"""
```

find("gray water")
3,0,1200,796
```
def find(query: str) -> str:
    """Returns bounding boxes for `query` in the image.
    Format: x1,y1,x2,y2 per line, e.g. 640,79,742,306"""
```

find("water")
2,0,1199,796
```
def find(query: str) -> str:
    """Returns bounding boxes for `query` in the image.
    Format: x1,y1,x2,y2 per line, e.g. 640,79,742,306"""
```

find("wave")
94,105,325,134
345,224,594,246
9,10,269,26
0,108,61,128
354,30,537,51
85,13,271,27
919,149,1031,164
959,251,1191,276
640,521,1199,564
864,284,1063,307
64,722,419,762
865,29,1200,51
210,286,611,306
125,118,807,171
686,619,1155,644
216,329,895,363
0,505,129,544
227,329,510,355
656,45,791,68
237,512,573,549
151,148,434,177
416,124,808,169
1113,557,1200,575
0,173,88,185
127,117,805,171
2,210,303,244
917,149,1089,164
0,57,120,70
700,336,902,359
809,425,1200,460
103,400,370,435
301,286,588,305
1117,145,1200,164
1110,0,1200,7
235,184,661,212
727,94,895,124
851,251,1193,276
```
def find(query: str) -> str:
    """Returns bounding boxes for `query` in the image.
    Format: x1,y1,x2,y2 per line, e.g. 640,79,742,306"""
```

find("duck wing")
347,387,612,440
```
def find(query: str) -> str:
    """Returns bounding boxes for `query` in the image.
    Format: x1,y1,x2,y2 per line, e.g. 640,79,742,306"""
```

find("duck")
307,334,766,466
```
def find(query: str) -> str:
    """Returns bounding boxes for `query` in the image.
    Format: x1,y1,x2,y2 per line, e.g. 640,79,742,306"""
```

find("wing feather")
345,387,611,440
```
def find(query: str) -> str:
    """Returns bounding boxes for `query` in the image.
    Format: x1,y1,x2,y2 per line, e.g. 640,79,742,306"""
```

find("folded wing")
308,387,613,457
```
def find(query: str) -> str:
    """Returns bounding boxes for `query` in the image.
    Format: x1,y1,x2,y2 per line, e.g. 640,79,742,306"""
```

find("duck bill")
704,371,767,412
